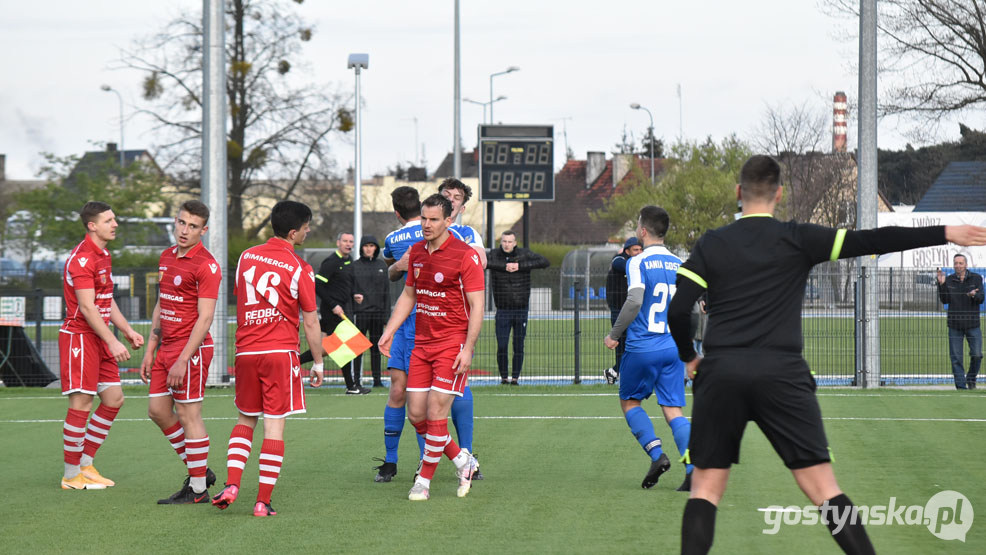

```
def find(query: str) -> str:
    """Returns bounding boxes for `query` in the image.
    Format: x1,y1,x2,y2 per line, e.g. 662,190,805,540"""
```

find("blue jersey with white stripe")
625,245,682,352
449,224,483,248
383,220,423,262
383,221,468,263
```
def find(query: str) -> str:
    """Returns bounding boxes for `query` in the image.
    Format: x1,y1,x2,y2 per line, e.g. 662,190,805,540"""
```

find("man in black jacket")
937,254,984,389
487,231,549,384
302,231,368,394
352,235,389,388
604,237,642,383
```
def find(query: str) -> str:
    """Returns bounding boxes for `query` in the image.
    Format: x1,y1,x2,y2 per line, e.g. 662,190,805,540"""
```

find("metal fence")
0,264,979,388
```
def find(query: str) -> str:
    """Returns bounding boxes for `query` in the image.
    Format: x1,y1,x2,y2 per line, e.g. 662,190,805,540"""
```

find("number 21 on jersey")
648,282,676,333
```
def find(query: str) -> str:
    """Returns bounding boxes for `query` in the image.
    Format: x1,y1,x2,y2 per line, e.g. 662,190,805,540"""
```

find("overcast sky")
1,0,973,180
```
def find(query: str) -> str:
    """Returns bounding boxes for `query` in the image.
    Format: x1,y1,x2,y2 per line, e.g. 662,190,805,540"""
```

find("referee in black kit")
667,155,986,555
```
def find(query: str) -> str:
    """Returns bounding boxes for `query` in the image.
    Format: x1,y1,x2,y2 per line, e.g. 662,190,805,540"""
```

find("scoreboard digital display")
478,125,554,201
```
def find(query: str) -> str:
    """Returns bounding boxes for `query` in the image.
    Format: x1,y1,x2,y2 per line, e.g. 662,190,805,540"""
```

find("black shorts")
689,350,830,470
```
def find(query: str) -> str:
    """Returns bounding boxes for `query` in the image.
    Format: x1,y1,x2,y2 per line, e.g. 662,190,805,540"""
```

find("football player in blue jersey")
373,186,424,482
604,205,693,491
438,178,486,479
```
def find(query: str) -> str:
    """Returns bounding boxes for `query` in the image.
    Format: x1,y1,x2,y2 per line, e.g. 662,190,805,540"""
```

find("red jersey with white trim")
157,241,222,346
405,233,485,346
61,234,114,334
234,237,317,354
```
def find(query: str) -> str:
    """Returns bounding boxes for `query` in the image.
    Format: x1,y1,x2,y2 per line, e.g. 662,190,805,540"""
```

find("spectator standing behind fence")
487,230,550,385
937,254,984,389
352,235,389,388
604,237,643,384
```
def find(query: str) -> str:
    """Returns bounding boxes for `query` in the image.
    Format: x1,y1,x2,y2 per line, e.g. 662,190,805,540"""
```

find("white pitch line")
2,391,982,401
3,416,986,424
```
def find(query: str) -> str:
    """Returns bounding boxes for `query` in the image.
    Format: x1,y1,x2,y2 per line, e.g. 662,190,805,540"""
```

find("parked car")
0,257,32,284
31,259,66,274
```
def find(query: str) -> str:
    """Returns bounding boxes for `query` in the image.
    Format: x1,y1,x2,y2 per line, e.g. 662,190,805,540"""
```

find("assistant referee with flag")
668,155,986,555
300,231,368,394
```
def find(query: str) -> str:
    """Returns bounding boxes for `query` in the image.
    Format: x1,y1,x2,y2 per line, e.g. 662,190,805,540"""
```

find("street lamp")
463,96,506,124
489,66,518,124
630,102,655,183
100,85,125,168
348,53,369,257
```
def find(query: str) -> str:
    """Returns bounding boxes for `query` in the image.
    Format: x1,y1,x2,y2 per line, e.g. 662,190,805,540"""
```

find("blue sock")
450,386,474,452
416,427,426,459
625,406,662,461
383,405,405,463
670,416,694,474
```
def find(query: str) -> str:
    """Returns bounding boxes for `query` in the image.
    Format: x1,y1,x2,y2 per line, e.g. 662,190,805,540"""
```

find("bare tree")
120,0,353,237
828,0,986,125
752,102,837,223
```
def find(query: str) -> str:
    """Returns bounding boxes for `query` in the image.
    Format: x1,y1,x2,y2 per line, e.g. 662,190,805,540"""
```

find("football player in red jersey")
139,200,221,504
59,201,144,490
379,194,485,501
211,200,324,517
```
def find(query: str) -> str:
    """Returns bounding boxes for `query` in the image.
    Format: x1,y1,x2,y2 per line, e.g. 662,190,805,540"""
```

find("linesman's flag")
321,317,373,367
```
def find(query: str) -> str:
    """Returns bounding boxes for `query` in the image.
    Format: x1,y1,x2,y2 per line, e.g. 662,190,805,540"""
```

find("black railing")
0,265,981,387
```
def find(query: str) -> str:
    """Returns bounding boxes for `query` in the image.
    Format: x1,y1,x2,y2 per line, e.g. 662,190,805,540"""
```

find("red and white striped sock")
63,408,89,478
225,424,253,487
161,422,187,463
185,436,210,493
81,404,120,466
257,439,284,504
420,419,458,483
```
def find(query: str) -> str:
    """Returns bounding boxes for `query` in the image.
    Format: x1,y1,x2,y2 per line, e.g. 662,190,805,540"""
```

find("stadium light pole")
464,96,506,124
489,66,518,124
348,53,369,258
99,85,125,168
202,0,227,385
630,103,655,183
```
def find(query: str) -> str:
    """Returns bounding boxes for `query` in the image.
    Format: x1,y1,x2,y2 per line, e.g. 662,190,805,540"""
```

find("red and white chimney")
833,91,848,153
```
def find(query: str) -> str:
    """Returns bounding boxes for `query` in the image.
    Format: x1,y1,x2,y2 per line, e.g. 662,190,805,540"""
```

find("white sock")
415,476,431,489
80,454,94,467
189,476,207,494
64,464,80,479
452,450,470,470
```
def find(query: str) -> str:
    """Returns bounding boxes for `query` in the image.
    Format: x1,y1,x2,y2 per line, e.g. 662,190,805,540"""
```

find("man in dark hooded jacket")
352,235,390,388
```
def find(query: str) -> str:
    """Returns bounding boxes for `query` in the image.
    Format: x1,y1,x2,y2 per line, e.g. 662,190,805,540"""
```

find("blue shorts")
618,347,686,407
387,317,416,372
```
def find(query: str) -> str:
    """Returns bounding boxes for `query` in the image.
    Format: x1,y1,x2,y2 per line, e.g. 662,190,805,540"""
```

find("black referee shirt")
668,215,947,362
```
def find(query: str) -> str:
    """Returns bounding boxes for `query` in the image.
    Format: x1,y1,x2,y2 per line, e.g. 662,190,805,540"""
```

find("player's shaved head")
80,201,112,230
422,193,453,219
391,186,420,220
739,155,781,201
639,205,669,238
270,200,312,238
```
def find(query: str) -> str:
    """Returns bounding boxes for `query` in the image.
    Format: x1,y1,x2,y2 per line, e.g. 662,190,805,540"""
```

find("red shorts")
234,351,306,418
407,342,467,396
149,341,213,403
59,330,119,395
